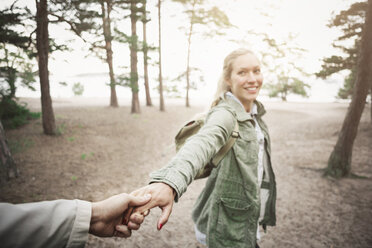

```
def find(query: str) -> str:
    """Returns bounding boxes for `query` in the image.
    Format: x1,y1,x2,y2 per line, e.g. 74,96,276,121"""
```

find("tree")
129,0,141,113
262,34,310,101
141,0,152,106
324,0,372,178
36,0,56,135
267,76,310,102
50,0,120,107
100,0,119,107
0,121,18,183
158,0,164,111
172,0,231,107
316,2,368,99
0,5,36,100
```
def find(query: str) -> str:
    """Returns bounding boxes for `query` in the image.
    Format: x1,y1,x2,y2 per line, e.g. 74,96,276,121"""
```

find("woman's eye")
254,69,261,73
238,71,246,75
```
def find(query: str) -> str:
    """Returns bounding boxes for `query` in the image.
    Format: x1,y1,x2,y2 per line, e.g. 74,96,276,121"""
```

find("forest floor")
1,97,371,248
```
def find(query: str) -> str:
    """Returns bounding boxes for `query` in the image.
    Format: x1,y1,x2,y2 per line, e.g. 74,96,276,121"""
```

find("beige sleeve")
0,199,91,248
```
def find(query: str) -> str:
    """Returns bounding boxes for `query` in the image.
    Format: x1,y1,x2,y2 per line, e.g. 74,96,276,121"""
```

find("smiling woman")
221,50,263,112
126,48,277,248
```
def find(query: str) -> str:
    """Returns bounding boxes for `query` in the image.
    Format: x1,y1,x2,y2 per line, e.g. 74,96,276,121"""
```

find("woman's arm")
151,106,236,199
128,106,236,229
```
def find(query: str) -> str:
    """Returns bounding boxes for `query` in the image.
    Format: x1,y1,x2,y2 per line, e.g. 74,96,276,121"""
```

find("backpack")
174,113,239,179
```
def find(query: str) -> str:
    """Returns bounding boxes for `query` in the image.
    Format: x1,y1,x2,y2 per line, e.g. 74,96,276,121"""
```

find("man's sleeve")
0,199,91,248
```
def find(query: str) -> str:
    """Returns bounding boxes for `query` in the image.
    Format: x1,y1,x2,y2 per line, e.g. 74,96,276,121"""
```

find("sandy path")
1,99,371,247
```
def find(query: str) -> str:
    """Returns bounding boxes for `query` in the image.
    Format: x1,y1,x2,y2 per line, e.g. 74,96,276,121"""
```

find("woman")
128,48,276,248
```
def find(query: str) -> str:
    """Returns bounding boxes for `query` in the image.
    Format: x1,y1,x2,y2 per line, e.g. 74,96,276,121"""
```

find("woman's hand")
128,183,176,230
89,193,151,238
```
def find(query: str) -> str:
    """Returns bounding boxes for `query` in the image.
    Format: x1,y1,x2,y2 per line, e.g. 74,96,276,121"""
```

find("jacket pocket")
216,197,251,242
233,130,258,164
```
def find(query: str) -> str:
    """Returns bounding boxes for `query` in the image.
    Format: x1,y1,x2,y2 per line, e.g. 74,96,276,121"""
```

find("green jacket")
150,96,276,248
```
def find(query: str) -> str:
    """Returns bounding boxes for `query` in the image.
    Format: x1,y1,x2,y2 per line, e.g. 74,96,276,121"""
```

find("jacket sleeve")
0,199,91,248
150,106,236,201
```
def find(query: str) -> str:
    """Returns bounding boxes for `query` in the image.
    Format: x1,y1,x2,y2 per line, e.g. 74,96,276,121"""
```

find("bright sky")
1,0,358,103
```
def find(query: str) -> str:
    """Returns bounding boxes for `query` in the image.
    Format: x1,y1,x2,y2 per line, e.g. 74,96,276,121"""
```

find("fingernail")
144,194,151,199
158,224,163,230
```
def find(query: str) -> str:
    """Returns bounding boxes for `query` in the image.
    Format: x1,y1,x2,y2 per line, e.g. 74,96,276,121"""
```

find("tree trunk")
370,86,372,123
101,0,118,107
0,121,18,183
185,0,197,108
36,0,56,135
158,0,165,111
142,0,152,107
130,0,140,113
325,0,372,178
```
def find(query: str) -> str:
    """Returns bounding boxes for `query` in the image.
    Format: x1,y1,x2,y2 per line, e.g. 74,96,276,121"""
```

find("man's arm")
0,193,151,248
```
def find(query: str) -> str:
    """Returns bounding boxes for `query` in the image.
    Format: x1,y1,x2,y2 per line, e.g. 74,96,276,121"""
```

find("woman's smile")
227,53,263,112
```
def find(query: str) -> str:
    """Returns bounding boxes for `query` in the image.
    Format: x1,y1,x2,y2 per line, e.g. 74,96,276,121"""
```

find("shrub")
0,98,40,129
72,82,84,96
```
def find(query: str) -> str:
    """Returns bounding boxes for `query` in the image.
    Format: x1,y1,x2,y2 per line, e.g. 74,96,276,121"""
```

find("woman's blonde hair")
211,48,255,108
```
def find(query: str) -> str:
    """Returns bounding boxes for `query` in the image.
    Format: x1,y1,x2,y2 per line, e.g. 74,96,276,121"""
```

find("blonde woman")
127,48,276,248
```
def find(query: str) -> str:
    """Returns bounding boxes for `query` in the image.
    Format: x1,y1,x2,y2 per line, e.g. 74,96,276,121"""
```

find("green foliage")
72,82,84,96
173,0,232,36
316,1,368,99
261,33,310,101
0,7,29,49
337,69,356,99
59,81,68,87
0,98,40,129
0,5,37,100
116,71,140,92
80,152,94,160
172,67,205,90
266,77,310,101
0,4,39,129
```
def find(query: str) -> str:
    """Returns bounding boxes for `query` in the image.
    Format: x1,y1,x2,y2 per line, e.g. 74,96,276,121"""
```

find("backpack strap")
210,120,239,167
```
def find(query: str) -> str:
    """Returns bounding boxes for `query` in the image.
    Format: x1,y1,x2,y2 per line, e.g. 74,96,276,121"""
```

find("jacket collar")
220,92,266,122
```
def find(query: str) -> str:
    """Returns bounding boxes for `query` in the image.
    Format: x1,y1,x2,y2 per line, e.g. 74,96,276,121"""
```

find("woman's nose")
246,72,257,83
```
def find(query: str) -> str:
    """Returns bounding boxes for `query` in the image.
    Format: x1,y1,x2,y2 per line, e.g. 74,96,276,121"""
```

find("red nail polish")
159,224,163,230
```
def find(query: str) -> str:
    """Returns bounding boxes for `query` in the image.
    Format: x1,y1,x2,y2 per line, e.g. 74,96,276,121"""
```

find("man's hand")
89,193,151,238
127,183,175,230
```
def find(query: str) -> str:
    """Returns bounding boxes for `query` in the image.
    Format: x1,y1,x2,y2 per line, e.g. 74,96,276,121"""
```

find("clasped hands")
89,183,175,239
124,182,175,235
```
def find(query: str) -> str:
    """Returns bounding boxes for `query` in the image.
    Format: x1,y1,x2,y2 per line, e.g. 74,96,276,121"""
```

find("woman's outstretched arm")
127,105,236,230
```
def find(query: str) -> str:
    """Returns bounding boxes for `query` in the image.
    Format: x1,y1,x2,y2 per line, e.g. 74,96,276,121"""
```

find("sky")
1,0,358,103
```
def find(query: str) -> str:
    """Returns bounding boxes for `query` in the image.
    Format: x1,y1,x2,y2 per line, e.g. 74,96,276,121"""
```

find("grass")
81,152,94,160
9,138,35,154
56,123,66,135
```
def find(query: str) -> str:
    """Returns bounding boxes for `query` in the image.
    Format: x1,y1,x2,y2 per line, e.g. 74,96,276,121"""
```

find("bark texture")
325,0,372,178
36,0,56,135
0,122,18,182
101,0,118,107
142,0,152,106
130,0,140,113
185,0,197,108
158,0,165,111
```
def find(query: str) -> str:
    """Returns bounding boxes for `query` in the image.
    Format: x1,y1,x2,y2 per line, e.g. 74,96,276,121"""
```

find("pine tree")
325,0,372,178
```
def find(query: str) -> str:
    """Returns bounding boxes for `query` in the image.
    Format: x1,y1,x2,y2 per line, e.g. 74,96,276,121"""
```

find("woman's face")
227,53,263,109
